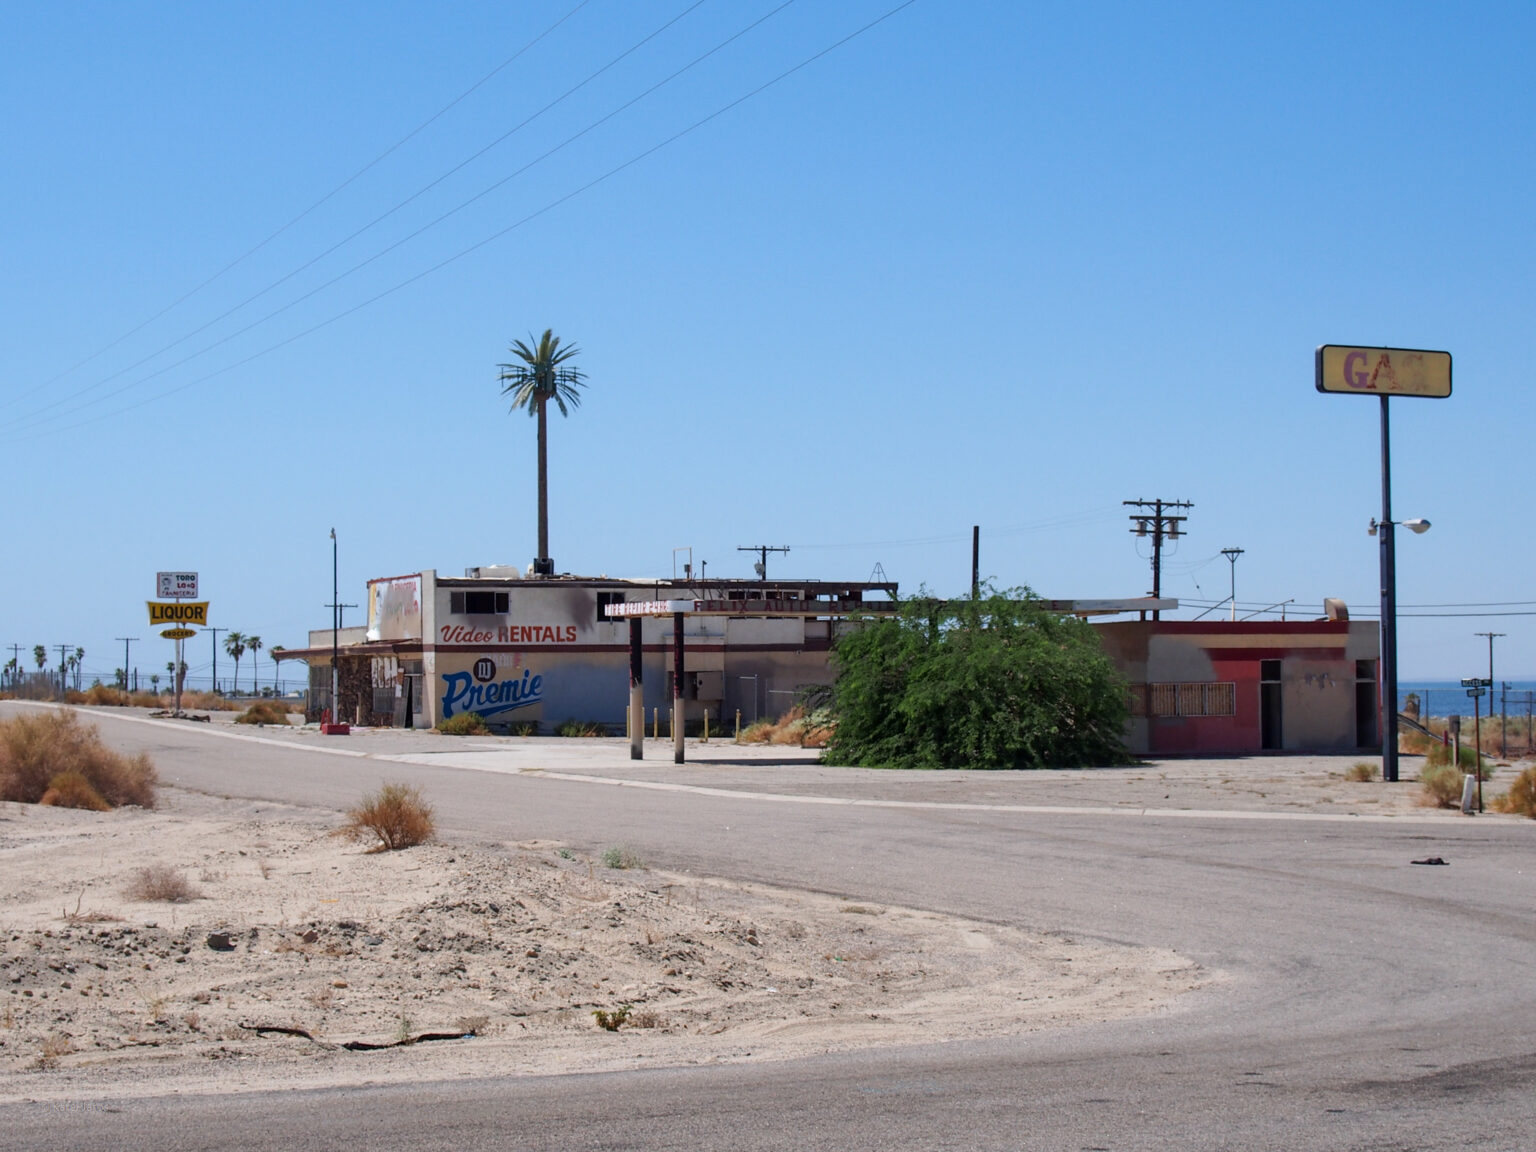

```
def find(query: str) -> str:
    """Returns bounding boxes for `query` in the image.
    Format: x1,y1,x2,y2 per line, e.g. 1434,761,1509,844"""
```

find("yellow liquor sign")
1315,346,1452,398
147,601,209,628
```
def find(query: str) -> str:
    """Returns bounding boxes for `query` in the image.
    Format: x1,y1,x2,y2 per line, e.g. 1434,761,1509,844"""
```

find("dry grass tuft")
39,769,112,811
1347,761,1380,783
737,706,834,748
1490,766,1536,818
124,863,200,903
1419,763,1466,809
344,782,435,850
0,709,156,808
234,699,292,726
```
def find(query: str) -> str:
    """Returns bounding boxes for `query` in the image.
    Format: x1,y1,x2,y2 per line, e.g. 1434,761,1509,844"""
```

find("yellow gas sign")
147,601,209,627
160,628,197,640
1316,345,1451,398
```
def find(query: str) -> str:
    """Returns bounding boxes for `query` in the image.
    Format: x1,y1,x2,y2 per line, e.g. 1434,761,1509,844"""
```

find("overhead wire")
4,0,722,434
8,0,594,414
2,0,920,444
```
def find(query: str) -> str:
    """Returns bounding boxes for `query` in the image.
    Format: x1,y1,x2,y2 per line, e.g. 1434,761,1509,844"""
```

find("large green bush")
823,587,1130,769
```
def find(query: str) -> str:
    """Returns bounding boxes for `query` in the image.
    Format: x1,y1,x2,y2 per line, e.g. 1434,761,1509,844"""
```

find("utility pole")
204,627,227,694
1221,547,1244,621
7,644,20,689
1476,632,1505,754
115,638,139,693
55,644,72,696
737,545,789,583
972,525,980,600
1124,499,1192,620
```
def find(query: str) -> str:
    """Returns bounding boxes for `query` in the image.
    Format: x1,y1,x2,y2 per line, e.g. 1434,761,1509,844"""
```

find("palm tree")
497,329,586,574
246,636,262,694
72,647,84,691
224,632,247,696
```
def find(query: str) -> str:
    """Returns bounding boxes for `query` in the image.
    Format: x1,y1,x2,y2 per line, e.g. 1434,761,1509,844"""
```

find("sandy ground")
0,788,1204,1103
6,709,1527,1105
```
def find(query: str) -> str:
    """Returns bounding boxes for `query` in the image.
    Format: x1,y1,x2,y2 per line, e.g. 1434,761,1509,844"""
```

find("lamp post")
1369,515,1431,782
331,528,339,728
1221,547,1244,621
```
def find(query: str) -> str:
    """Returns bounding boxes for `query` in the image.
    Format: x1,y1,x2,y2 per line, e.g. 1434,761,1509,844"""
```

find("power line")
3,0,921,444
4,0,729,435
7,0,595,419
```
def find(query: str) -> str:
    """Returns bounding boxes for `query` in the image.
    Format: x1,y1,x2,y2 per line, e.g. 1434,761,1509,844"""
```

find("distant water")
1398,680,1536,716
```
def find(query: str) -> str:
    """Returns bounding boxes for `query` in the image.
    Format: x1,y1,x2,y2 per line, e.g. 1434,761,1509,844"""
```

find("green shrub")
1426,740,1493,780
601,845,644,870
592,1005,632,1031
1419,762,1466,808
436,712,489,736
824,585,1130,769
554,718,606,737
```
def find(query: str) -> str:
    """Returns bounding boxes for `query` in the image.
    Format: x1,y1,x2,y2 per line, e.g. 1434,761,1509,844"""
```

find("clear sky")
3,0,1532,686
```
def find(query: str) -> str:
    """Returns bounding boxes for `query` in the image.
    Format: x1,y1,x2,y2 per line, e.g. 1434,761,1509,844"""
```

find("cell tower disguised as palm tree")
497,329,586,576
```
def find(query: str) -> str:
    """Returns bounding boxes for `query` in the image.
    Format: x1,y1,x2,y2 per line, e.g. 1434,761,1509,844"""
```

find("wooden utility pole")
1124,499,1192,620
737,545,789,582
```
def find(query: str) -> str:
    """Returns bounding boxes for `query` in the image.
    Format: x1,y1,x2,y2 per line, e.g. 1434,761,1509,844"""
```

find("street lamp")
1367,516,1431,782
1221,547,1244,621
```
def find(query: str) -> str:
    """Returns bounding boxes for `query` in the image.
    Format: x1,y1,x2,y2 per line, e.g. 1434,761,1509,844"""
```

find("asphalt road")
4,706,1533,1151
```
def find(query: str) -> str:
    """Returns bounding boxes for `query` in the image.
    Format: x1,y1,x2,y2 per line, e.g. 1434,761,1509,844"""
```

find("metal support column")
672,611,685,764
1378,396,1399,783
629,618,643,760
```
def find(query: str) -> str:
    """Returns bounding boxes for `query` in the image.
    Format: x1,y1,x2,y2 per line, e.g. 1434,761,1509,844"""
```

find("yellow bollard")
653,707,659,739
703,709,709,743
735,709,741,740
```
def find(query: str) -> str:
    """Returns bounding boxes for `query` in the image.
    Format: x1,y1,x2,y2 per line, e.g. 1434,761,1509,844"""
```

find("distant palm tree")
497,329,586,573
246,636,262,694
224,632,247,696
32,645,45,672
72,647,84,691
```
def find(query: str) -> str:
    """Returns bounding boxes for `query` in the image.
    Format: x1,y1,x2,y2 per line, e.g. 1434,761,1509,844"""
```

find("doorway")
1260,659,1283,750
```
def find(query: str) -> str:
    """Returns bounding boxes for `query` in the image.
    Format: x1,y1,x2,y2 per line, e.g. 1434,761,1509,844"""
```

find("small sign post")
152,571,201,716
1317,346,1452,783
1462,677,1490,813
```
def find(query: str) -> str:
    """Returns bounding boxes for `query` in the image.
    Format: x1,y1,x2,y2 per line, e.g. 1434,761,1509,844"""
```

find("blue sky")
3,0,1532,685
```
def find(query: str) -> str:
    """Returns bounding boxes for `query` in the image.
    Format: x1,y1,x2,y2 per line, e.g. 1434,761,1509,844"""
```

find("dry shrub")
1347,761,1380,783
124,863,200,903
436,712,489,736
82,684,128,706
737,706,834,748
39,770,111,811
235,700,291,726
738,720,773,744
1490,766,1536,818
345,782,435,850
0,709,156,808
1419,763,1466,809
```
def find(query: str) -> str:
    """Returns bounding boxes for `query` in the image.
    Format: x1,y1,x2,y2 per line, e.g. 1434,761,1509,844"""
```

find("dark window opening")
596,591,626,624
450,590,509,615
